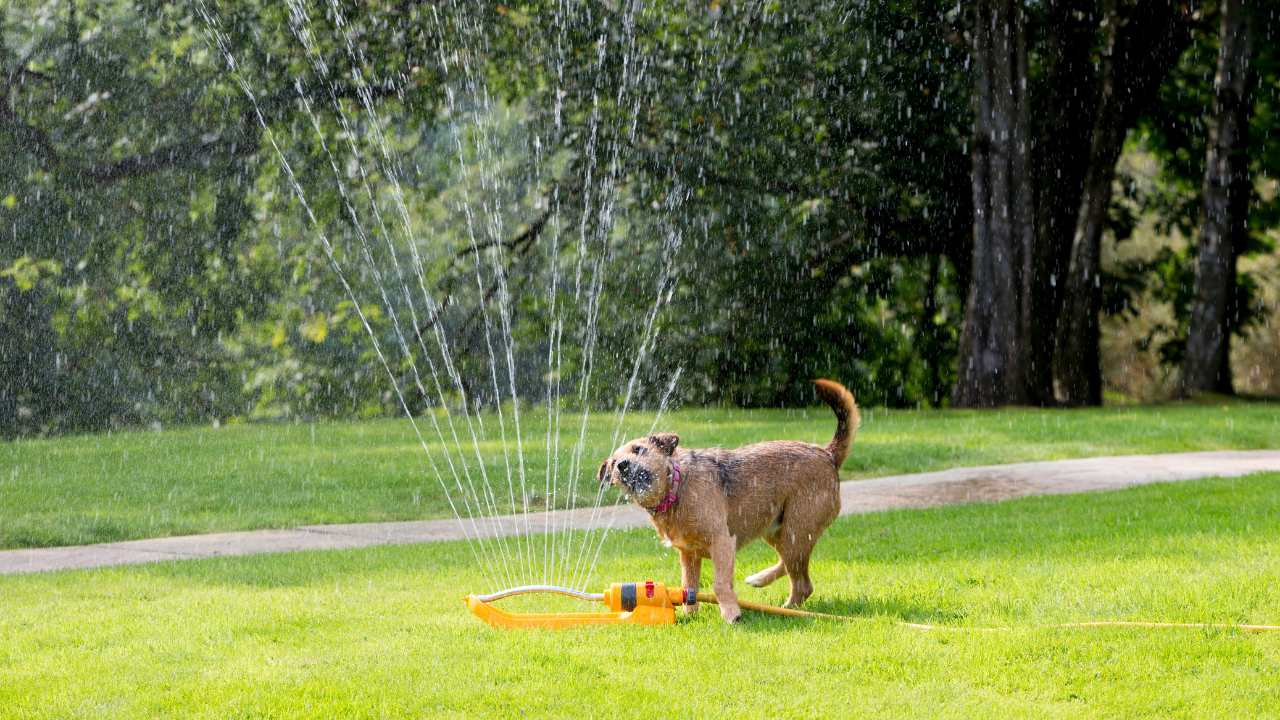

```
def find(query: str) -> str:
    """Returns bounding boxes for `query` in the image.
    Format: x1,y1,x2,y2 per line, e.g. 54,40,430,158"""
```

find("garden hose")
900,620,1280,633
694,592,856,621
693,593,1280,632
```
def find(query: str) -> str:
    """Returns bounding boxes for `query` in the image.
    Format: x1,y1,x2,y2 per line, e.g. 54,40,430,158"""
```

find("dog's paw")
681,602,700,615
720,605,741,624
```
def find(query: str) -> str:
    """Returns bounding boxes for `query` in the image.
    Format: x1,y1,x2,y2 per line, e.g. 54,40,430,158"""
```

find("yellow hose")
901,620,1280,633
694,593,1280,632
695,592,857,621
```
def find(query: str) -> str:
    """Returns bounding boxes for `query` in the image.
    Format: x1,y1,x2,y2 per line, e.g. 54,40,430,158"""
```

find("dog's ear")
597,460,610,486
648,433,679,455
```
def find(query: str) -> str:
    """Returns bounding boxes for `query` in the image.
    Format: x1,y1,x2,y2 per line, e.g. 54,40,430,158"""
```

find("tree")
1183,0,1255,395
0,0,452,434
952,0,1192,407
489,0,974,408
952,0,1034,407
1026,0,1104,404
1053,0,1194,406
1109,1,1278,394
5,0,1278,437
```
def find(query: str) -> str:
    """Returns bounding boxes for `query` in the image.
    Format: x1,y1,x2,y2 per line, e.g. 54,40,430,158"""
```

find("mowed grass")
2,399,1278,548
2,474,1279,718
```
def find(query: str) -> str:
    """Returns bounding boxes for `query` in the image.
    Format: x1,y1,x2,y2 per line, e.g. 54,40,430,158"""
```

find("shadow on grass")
810,594,967,623
728,594,967,633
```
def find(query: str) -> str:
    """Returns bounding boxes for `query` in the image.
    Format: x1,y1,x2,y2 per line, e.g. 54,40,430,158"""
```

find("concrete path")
4,450,1279,575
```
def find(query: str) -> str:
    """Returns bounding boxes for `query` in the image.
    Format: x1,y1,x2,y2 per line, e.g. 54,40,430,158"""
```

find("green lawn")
2,473,1278,718
3,399,1279,548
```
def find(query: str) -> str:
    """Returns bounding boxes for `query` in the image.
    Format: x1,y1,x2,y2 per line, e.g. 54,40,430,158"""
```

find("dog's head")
597,433,680,507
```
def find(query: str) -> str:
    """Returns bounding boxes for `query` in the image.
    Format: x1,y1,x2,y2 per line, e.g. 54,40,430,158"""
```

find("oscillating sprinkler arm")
466,580,693,629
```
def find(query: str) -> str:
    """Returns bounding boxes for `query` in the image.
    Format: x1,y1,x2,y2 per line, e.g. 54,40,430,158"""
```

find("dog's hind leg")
776,500,836,607
779,548,813,608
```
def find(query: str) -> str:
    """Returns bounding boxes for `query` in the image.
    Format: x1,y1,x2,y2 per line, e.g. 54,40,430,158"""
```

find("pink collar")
652,461,683,514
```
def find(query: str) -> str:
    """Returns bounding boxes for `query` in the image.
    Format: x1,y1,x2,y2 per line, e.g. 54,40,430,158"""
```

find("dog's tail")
814,379,859,469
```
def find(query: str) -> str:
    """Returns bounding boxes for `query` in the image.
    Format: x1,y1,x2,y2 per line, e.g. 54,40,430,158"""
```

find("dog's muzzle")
615,459,652,494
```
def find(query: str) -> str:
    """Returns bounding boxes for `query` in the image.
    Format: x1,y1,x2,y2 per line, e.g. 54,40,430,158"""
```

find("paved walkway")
4,450,1279,575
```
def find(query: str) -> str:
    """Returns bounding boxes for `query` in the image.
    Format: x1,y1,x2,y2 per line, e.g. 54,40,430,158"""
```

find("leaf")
300,314,329,344
1,256,61,291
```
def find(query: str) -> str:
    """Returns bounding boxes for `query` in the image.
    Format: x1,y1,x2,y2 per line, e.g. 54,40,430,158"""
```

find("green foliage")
487,0,971,407
1109,243,1265,367
3,0,1278,436
0,0,457,434
0,256,60,290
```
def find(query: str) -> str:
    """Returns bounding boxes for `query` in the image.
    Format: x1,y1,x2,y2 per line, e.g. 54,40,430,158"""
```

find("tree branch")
414,189,568,337
83,135,258,183
3,35,66,103
455,200,554,259
407,154,586,334
0,103,62,168
1,76,402,184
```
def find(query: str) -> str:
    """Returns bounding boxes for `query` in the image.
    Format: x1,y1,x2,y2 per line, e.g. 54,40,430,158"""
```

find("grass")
3,399,1279,548
2,473,1279,718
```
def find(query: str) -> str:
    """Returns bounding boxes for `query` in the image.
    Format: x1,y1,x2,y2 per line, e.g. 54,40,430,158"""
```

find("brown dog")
598,379,857,623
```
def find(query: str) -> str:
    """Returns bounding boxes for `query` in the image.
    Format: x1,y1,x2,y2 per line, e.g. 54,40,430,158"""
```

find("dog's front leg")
679,548,702,614
709,535,741,623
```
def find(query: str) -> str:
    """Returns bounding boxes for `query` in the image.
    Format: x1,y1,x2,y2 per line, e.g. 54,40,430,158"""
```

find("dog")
597,379,857,623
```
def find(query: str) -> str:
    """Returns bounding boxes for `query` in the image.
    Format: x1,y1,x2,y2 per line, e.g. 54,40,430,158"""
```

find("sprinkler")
466,581,690,628
465,580,851,628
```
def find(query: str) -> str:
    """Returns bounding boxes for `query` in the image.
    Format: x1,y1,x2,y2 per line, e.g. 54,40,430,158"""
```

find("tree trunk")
954,0,1034,407
1027,0,1101,405
1053,0,1194,406
1053,2,1123,407
922,253,945,407
1183,0,1255,395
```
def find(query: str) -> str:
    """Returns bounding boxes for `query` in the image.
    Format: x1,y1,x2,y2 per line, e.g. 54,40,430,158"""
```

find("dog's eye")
632,446,646,456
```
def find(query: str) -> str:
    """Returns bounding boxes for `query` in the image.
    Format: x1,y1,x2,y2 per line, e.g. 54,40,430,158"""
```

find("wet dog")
597,379,857,623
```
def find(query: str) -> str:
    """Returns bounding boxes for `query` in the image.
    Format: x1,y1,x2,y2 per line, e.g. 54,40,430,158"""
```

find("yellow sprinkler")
466,580,691,628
